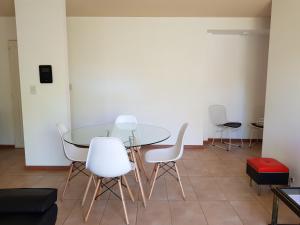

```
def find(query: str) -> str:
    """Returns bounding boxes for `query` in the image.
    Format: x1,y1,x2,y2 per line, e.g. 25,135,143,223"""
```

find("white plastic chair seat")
98,162,135,178
70,147,88,162
145,146,180,163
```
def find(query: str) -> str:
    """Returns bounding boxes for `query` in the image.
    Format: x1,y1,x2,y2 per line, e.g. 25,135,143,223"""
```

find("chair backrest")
57,123,72,160
57,123,86,162
173,123,188,161
115,115,138,124
57,123,68,138
208,105,227,125
86,137,132,178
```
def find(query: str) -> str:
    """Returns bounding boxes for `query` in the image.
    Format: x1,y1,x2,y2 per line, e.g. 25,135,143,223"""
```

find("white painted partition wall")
262,0,300,185
14,0,71,165
67,17,269,145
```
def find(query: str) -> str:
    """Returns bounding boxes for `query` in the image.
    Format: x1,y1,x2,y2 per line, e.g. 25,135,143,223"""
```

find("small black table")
270,187,300,225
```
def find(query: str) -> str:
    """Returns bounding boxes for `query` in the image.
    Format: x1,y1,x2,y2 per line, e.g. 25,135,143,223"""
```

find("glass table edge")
62,123,171,148
64,134,171,148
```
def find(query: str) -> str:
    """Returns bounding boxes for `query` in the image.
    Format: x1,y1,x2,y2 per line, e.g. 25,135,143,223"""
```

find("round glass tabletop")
63,123,171,148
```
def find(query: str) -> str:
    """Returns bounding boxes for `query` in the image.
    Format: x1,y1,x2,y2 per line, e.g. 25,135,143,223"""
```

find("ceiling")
0,0,271,17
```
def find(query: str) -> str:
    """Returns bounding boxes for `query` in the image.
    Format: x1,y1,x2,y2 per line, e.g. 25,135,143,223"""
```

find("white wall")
15,0,71,165
262,0,300,185
67,17,269,145
0,17,17,145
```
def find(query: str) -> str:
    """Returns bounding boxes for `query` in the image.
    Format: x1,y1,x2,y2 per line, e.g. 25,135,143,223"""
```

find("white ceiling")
0,0,272,17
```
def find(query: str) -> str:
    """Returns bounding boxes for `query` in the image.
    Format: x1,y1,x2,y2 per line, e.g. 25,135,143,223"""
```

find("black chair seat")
251,123,264,128
222,122,242,128
0,204,57,225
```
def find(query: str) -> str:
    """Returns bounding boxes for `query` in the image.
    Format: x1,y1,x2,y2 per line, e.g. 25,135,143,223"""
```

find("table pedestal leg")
131,148,146,207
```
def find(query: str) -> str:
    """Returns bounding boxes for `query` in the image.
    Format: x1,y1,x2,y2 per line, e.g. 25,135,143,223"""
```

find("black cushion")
222,122,242,128
0,188,57,213
0,204,57,225
251,122,264,128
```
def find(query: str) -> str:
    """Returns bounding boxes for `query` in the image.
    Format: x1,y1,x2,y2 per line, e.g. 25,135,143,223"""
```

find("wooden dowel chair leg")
174,163,185,200
82,174,93,206
131,149,146,207
85,179,101,222
118,179,129,225
149,163,158,185
62,162,73,200
132,167,138,182
136,148,149,181
123,175,135,202
148,163,160,200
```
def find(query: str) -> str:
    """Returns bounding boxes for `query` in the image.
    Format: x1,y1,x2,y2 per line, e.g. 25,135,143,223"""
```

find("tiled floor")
0,144,299,225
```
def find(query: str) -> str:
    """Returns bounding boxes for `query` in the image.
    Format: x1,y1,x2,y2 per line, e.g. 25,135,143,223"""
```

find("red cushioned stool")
246,157,289,195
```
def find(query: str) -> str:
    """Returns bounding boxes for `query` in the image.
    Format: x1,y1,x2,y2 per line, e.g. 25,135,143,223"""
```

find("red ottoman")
246,157,289,195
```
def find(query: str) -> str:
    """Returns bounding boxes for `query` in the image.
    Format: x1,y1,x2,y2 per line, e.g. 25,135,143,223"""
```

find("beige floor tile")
29,175,65,188
108,177,140,201
184,149,219,161
182,160,211,176
165,176,197,200
214,149,242,161
56,199,78,225
200,200,243,225
62,175,106,200
64,200,106,225
144,176,168,200
170,201,207,225
0,174,43,188
100,200,138,225
136,200,171,225
175,160,188,176
182,149,202,159
189,177,226,201
217,177,256,200
230,200,270,225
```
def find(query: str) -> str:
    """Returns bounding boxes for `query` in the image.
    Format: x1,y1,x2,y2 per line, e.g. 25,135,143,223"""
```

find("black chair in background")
209,104,243,151
249,117,264,147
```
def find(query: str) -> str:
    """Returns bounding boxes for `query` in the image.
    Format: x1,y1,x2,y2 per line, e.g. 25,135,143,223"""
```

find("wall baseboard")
203,138,262,145
0,145,15,149
142,144,204,150
25,166,69,170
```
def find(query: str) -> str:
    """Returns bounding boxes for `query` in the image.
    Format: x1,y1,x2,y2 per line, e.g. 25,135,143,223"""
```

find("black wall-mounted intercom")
39,65,53,83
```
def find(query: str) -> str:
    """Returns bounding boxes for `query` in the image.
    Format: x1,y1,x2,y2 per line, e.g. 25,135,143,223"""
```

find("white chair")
144,123,188,200
115,115,148,181
115,114,138,124
57,123,89,199
249,117,264,147
209,105,243,151
82,137,135,224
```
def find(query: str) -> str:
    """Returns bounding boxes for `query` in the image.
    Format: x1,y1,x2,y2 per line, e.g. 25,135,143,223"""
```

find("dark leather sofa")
0,188,57,225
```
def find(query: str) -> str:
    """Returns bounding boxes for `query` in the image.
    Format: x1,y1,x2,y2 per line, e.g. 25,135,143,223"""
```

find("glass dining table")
63,123,171,207
63,123,171,148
